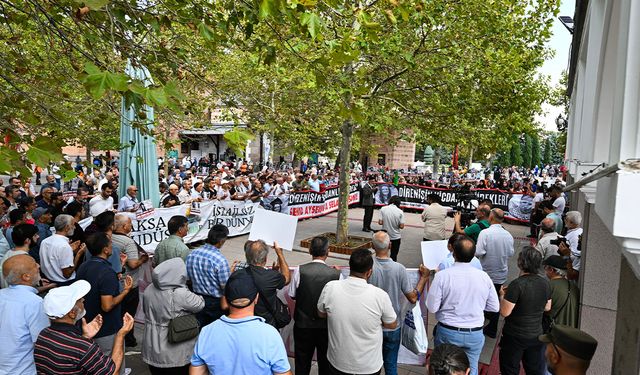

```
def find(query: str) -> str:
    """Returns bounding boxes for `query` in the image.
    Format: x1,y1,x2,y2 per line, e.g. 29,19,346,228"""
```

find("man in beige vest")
421,193,448,241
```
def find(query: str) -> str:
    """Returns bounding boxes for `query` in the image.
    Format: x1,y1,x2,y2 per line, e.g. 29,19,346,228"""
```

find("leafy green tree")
542,137,553,164
510,136,524,166
522,134,533,168
532,135,541,167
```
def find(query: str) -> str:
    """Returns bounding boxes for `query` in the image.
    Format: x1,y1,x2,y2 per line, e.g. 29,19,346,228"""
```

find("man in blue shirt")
438,233,483,271
0,254,50,374
77,232,133,373
190,268,291,375
186,224,231,327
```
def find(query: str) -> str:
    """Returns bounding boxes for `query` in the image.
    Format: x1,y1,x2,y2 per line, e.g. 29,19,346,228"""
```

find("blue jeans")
434,325,485,375
382,329,401,375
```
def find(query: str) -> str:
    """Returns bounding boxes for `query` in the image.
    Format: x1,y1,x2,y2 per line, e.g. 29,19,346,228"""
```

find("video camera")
549,236,569,247
446,187,479,228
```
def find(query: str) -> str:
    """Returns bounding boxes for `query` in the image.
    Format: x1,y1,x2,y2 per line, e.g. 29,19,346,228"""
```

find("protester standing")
39,214,86,286
542,256,579,329
378,195,405,262
368,231,429,375
142,258,204,375
0,255,49,374
361,175,378,232
186,224,231,327
499,247,551,375
453,204,491,243
426,235,499,375
539,325,598,375
421,193,448,241
153,215,191,266
475,208,515,338
317,248,398,375
288,236,341,375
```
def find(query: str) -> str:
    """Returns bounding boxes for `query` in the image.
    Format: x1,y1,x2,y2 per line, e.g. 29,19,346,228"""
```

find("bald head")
127,185,137,195
541,218,555,233
372,231,391,253
114,213,132,233
3,254,40,287
489,208,505,224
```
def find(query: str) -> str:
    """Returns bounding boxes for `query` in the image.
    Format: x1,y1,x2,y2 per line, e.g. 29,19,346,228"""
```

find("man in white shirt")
549,185,566,215
89,183,114,217
559,211,583,278
308,174,321,192
317,249,397,375
426,235,499,375
177,180,193,204
118,185,140,213
475,208,514,339
535,218,560,262
421,193,448,241
97,171,114,191
39,214,86,285
378,196,405,262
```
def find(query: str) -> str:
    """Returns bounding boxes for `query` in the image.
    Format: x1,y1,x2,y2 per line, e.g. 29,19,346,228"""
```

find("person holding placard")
426,236,499,375
369,231,429,375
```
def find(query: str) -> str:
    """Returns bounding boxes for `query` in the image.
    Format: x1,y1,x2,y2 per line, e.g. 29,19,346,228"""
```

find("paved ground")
124,207,531,375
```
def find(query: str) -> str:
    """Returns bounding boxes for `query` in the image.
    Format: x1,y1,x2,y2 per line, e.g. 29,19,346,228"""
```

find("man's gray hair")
540,218,555,233
566,211,582,226
372,231,390,251
245,240,269,265
54,214,74,232
550,266,567,277
114,214,130,230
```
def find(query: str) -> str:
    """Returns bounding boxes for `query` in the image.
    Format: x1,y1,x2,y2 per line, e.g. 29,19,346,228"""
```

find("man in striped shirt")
34,280,134,375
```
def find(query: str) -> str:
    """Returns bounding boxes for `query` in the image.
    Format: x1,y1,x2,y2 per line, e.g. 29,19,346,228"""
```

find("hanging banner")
286,182,361,219
373,183,528,221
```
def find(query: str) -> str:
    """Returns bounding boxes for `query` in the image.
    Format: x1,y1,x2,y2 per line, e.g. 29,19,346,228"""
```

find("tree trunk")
336,120,353,245
163,126,170,178
468,146,474,167
433,147,441,179
85,146,92,173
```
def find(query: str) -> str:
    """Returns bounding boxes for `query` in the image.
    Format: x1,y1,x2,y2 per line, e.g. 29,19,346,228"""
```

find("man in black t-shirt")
243,239,291,327
498,246,551,375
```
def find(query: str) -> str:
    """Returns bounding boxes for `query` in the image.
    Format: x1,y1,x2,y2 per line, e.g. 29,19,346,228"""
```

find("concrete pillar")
578,201,620,374
612,258,640,374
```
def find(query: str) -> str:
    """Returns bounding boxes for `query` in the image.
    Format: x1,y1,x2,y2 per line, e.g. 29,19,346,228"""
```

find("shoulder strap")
476,220,489,230
552,279,571,321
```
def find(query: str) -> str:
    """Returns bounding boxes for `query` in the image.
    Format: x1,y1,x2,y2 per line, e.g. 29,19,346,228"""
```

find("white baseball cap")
43,280,91,318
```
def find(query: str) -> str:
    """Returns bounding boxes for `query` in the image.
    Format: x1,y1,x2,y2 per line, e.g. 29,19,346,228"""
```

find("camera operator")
534,218,560,263
453,204,491,243
558,211,583,281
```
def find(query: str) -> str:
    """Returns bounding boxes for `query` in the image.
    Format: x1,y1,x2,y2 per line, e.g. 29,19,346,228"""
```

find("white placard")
420,240,450,270
248,208,298,250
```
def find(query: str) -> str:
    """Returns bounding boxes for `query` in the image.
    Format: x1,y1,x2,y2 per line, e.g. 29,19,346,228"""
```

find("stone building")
564,0,640,373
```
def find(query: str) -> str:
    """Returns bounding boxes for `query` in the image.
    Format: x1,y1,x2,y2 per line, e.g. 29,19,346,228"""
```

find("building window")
377,154,386,165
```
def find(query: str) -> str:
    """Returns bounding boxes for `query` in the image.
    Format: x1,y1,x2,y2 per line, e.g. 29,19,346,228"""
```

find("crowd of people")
0,156,596,375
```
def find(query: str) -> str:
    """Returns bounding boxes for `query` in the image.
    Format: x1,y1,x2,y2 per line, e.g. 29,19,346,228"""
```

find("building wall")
566,0,640,373
370,137,416,170
612,258,640,374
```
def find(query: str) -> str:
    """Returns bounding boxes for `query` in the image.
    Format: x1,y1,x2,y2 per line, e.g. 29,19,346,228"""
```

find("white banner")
81,200,259,252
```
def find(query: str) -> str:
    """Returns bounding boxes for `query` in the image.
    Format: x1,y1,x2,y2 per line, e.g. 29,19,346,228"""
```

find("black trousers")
121,286,139,345
197,295,223,328
328,362,381,375
362,206,374,230
484,283,502,337
148,364,190,375
294,325,330,375
390,239,401,262
499,333,544,375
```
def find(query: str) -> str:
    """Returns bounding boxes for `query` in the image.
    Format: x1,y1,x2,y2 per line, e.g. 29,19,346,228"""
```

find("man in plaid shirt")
186,224,231,327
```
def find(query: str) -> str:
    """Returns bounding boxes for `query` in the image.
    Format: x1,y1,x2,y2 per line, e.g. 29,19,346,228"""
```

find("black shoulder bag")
246,266,291,329
542,279,571,333
167,289,200,343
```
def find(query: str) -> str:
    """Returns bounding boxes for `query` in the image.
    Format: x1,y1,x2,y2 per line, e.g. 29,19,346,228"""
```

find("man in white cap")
34,280,135,375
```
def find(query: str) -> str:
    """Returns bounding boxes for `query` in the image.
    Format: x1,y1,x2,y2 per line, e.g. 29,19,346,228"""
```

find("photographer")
453,204,491,243
534,218,560,263
558,211,583,281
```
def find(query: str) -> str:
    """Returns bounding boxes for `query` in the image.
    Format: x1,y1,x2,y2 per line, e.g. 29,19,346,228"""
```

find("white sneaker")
124,368,132,375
